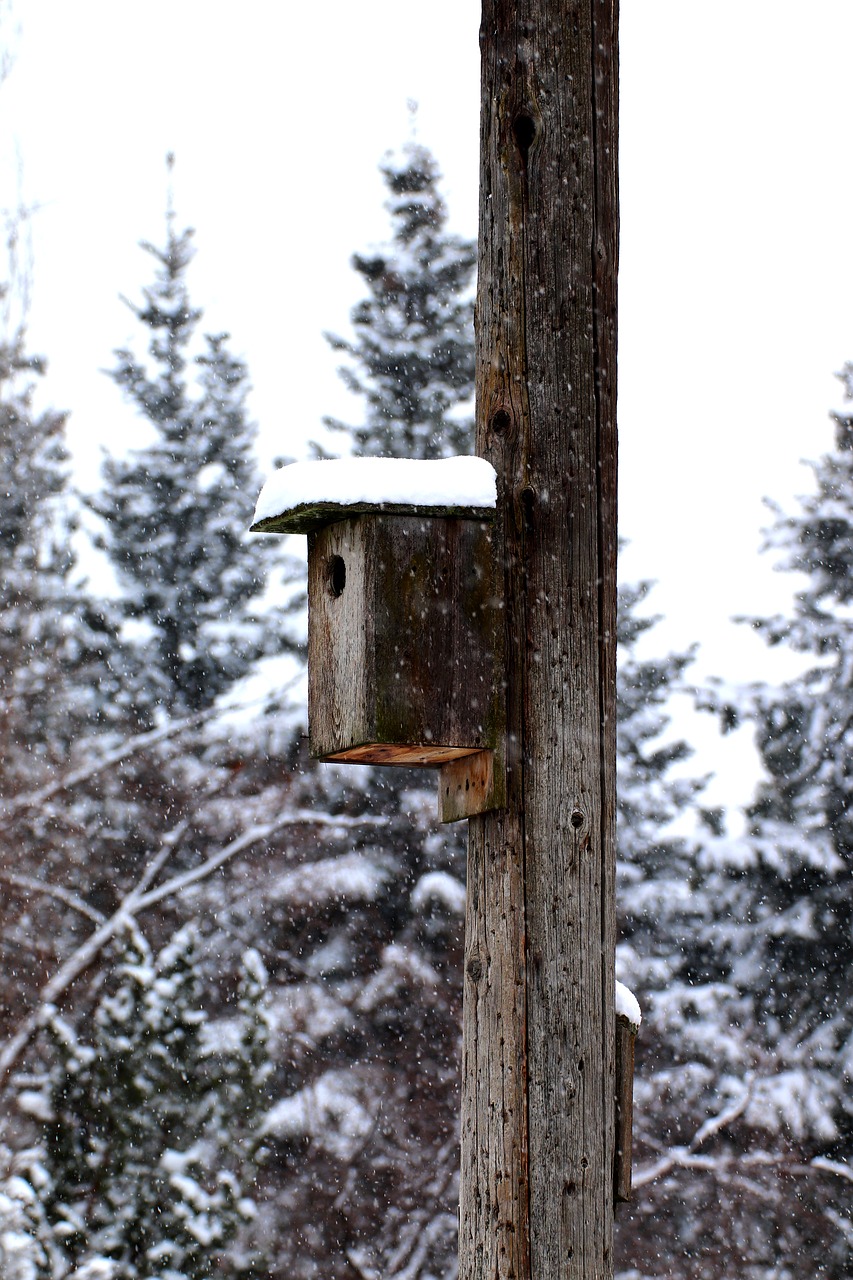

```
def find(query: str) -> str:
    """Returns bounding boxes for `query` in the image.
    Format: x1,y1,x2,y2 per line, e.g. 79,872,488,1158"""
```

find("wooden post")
460,0,618,1276
614,1013,637,1205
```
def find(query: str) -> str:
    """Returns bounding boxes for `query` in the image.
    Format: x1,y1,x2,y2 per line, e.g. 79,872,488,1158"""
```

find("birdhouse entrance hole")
327,555,346,598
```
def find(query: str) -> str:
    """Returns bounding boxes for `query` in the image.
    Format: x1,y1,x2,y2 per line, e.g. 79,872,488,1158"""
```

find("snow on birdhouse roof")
250,455,497,535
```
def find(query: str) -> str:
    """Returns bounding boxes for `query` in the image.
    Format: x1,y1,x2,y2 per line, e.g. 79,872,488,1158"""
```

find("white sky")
3,0,853,817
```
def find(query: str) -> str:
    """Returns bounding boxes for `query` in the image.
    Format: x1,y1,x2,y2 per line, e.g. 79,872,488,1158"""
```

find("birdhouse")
251,457,505,821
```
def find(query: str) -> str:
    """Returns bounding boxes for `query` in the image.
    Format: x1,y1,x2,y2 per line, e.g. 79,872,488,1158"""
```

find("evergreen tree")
19,925,268,1280
91,189,284,720
686,365,853,1277
323,140,476,460
0,311,128,1049
0,322,69,773
730,377,853,1048
612,582,760,1280
0,320,119,766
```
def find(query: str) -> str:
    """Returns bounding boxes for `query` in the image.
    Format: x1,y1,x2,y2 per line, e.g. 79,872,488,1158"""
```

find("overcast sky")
3,1,852,815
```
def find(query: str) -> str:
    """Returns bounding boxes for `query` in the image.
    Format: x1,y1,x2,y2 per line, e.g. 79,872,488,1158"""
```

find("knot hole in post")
512,112,537,164
327,554,346,598
490,408,512,437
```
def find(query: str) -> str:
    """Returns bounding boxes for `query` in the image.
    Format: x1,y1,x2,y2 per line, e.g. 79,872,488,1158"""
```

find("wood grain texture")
614,1015,636,1205
252,500,494,536
324,743,481,766
308,515,504,760
460,1,619,1277
439,749,503,823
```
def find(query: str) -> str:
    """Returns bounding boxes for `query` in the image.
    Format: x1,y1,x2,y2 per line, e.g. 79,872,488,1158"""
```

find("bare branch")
634,1087,853,1197
135,809,389,914
633,1077,753,1190
0,676,302,831
812,1156,853,1184
0,711,215,829
0,808,389,1094
0,872,106,924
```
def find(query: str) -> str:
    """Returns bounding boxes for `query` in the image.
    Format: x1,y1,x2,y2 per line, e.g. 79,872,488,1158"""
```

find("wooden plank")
438,750,503,823
251,499,494,536
322,742,480,766
614,1014,636,1205
308,517,373,760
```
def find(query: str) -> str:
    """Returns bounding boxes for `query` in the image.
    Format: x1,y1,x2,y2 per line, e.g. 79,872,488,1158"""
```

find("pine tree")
716,369,853,1223
323,140,476,460
0,323,69,775
20,925,268,1280
731,380,853,1050
611,582,760,1280
91,188,284,721
0,321,120,766
652,370,853,1280
0,310,129,1051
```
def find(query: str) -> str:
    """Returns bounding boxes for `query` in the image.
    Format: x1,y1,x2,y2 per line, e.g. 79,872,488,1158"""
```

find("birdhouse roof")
250,455,497,534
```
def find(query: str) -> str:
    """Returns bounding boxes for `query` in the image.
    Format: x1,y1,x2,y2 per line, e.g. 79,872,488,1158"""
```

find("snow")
615,980,642,1030
267,852,389,909
411,871,466,915
355,944,440,1013
270,982,352,1043
16,1092,53,1123
252,455,497,524
261,1069,375,1161
749,1069,839,1142
199,1016,246,1057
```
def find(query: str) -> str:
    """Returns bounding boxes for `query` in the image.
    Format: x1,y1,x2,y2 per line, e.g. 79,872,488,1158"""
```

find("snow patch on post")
616,980,642,1031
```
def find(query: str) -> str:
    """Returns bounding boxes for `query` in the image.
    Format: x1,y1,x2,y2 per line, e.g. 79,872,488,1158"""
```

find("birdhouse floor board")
320,742,481,766
438,750,502,823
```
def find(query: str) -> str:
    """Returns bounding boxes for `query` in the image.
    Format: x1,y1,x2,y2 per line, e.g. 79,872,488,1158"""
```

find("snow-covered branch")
0,675,302,832
634,1081,853,1198
811,1156,853,1185
0,807,390,1094
0,872,106,924
0,709,217,829
633,1078,753,1189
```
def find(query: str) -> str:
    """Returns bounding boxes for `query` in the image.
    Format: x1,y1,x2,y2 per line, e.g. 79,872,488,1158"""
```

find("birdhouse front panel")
307,513,502,764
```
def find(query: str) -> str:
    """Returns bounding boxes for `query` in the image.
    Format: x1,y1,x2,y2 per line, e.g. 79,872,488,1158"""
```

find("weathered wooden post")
460,0,619,1277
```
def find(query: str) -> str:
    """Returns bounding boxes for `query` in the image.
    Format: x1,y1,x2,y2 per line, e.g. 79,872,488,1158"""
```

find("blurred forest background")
2,28,853,1280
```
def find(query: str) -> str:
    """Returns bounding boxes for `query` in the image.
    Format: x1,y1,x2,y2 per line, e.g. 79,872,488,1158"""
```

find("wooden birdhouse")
251,457,505,822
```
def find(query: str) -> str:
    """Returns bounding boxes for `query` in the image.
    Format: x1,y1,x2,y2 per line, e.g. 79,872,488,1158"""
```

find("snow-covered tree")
729,378,853,1049
616,371,853,1280
323,140,476,460
18,924,268,1280
0,321,120,765
676,368,853,1278
611,580,763,1280
91,191,286,721
0,309,132,1057
0,1161,54,1280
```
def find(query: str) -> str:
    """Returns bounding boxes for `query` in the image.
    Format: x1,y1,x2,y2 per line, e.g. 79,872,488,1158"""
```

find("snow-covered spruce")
15,925,269,1280
89,202,293,721
320,140,477,461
